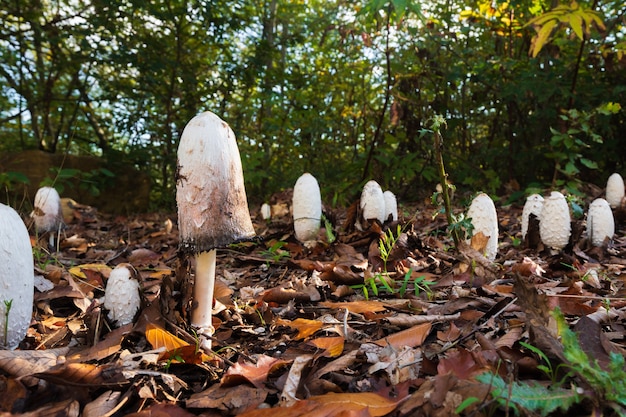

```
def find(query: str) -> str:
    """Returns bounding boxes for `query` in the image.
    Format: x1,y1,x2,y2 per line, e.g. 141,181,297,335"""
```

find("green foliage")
260,241,290,264
3,299,12,348
475,372,581,416
40,167,115,197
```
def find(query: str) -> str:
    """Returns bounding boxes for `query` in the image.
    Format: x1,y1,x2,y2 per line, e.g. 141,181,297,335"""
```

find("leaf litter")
1,188,626,416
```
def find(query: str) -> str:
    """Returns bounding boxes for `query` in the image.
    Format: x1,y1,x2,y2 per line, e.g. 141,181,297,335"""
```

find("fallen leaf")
308,337,345,358
276,318,324,340
374,323,432,348
320,300,388,314
221,354,291,388
308,392,399,417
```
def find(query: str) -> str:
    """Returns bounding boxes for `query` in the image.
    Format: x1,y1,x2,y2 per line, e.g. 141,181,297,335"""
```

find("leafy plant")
40,167,115,196
260,241,290,264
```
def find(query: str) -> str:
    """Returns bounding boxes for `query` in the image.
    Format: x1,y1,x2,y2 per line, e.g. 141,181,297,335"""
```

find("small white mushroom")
260,203,272,221
605,173,625,208
539,191,571,250
0,203,34,349
383,190,398,222
466,193,499,261
586,198,614,247
31,186,64,249
360,180,385,223
292,173,322,243
104,264,141,327
176,111,255,349
521,194,544,240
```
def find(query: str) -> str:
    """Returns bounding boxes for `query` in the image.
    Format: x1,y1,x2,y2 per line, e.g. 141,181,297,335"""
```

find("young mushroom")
586,198,614,247
521,194,544,241
31,186,64,250
605,173,625,209
539,191,571,250
104,264,142,327
466,193,499,261
176,111,256,349
0,203,34,349
292,173,322,243
383,190,398,222
356,180,385,231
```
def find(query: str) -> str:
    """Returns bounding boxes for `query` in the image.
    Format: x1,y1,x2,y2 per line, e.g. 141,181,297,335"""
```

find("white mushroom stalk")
539,191,571,250
292,173,322,243
521,194,544,241
260,203,272,221
176,111,255,349
104,264,141,327
466,193,499,261
383,190,398,222
605,173,625,209
0,203,34,349
586,198,614,247
31,186,64,250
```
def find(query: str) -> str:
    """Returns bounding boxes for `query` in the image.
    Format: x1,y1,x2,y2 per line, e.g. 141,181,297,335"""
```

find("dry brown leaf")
145,324,211,364
0,347,70,378
308,337,345,358
0,375,27,412
187,383,268,414
221,354,291,388
68,263,112,280
385,312,460,327
374,323,432,348
82,390,122,417
319,300,387,314
281,354,314,406
470,231,490,253
124,403,197,417
238,399,373,417
36,362,129,387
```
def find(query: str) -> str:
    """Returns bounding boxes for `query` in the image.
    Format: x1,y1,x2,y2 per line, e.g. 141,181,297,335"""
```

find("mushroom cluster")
0,203,34,349
176,111,256,349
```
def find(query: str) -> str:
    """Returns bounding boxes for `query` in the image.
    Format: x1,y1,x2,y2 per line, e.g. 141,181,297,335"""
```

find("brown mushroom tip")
176,111,256,253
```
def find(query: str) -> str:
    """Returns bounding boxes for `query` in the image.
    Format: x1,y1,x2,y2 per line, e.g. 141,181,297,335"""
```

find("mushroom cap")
0,203,34,349
466,193,499,261
360,180,385,223
383,190,398,222
176,111,255,253
605,173,625,208
587,198,614,247
104,264,141,327
521,194,544,240
260,203,271,221
539,191,571,250
31,186,63,233
292,173,322,242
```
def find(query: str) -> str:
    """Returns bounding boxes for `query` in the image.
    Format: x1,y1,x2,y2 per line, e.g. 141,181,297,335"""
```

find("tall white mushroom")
176,111,255,349
539,191,571,250
292,173,322,243
383,190,398,222
521,194,544,241
605,173,625,209
31,186,64,249
466,193,499,261
0,203,34,349
586,198,614,247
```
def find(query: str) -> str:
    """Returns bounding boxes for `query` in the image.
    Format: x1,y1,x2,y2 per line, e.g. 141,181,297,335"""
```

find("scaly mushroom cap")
0,203,34,349
360,180,385,223
31,186,63,233
466,193,499,261
176,111,255,253
104,264,141,327
521,194,544,240
539,191,571,250
383,190,398,222
587,198,614,247
292,173,322,242
605,173,625,208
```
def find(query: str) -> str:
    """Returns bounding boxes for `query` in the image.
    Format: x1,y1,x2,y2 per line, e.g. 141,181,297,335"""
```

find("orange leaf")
308,392,399,417
221,354,290,388
320,300,387,314
308,337,345,358
374,323,432,348
145,324,211,363
277,318,323,340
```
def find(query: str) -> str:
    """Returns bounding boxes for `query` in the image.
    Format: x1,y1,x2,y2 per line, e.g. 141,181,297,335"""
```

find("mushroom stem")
191,250,217,341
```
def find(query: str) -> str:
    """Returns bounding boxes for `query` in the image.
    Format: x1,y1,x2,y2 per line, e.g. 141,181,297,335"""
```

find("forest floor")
2,184,626,417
